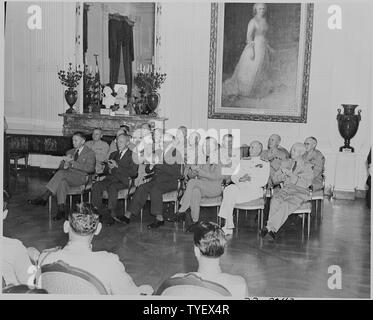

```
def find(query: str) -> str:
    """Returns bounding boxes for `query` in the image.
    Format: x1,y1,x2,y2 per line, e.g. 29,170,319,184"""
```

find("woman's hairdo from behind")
193,221,227,258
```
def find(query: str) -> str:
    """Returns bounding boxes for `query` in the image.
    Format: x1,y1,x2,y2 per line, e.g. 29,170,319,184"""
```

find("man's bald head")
290,142,307,160
249,140,263,157
304,137,317,153
268,134,281,149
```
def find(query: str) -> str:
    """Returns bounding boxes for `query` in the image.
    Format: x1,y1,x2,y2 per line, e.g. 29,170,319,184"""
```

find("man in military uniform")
303,137,325,191
218,141,270,235
261,134,290,186
260,142,314,240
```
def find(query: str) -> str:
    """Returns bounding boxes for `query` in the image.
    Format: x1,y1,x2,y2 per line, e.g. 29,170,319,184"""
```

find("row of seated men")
2,196,248,297
28,125,325,239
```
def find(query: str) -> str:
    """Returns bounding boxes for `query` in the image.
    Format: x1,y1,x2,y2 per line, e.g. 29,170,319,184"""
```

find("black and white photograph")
1,0,372,304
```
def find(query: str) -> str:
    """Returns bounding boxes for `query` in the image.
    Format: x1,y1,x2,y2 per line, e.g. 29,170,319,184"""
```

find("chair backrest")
156,273,231,297
38,260,108,295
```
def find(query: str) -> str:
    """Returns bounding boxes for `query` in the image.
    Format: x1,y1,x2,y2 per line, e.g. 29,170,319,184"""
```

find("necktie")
74,149,79,161
292,161,297,172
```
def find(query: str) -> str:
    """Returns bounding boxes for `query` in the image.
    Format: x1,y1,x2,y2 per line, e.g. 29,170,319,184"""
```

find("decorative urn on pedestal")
58,63,83,114
336,104,361,152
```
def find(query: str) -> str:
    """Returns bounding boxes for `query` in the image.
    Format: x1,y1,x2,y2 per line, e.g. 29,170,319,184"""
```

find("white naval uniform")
218,156,269,229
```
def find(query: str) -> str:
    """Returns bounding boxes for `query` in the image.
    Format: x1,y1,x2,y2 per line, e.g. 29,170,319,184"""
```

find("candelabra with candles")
58,63,83,114
134,63,166,115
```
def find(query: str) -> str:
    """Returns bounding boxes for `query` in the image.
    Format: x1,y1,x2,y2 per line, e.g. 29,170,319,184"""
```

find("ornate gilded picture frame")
208,3,314,122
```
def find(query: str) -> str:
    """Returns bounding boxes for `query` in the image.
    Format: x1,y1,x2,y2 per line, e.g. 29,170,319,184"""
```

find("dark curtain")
108,17,134,96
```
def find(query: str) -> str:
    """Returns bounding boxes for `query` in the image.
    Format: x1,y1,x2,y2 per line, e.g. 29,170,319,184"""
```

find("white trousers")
218,184,262,229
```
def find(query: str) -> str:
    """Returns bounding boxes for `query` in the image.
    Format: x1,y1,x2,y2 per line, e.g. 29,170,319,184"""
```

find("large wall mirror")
82,2,158,113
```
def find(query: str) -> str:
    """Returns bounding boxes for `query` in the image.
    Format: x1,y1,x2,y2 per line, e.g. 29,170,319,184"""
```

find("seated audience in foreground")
303,136,325,191
175,137,225,232
218,141,270,235
38,203,153,295
168,221,248,298
260,142,314,240
85,128,110,174
261,134,290,186
28,132,96,221
119,134,182,229
91,133,138,226
2,191,40,287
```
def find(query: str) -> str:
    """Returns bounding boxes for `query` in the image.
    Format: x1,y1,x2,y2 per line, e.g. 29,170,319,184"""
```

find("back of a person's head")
3,284,48,294
68,203,100,236
193,221,227,258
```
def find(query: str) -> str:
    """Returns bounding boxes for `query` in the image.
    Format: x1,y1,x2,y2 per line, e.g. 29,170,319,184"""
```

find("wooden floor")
3,169,371,298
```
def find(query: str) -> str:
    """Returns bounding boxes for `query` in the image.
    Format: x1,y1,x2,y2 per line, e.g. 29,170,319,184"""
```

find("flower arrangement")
134,65,166,94
58,63,83,88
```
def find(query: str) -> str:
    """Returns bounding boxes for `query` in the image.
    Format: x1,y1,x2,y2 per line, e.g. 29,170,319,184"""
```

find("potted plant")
58,63,83,113
134,65,166,115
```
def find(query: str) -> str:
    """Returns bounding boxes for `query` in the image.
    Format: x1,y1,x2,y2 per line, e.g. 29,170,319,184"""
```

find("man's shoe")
259,227,268,238
186,221,199,233
52,212,65,221
106,217,116,226
167,212,186,222
268,231,277,240
116,216,130,224
147,220,164,229
28,198,47,206
222,226,233,236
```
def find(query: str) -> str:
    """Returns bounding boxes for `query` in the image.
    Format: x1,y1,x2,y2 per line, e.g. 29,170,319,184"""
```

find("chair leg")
307,213,311,239
140,209,143,223
216,206,219,223
260,209,264,229
235,209,239,230
301,214,305,235
25,154,29,168
80,193,83,204
48,195,52,220
320,199,323,222
88,191,91,203
69,195,73,210
14,157,18,176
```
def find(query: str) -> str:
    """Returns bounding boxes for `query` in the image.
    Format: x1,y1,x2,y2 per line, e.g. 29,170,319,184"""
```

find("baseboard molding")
332,189,367,200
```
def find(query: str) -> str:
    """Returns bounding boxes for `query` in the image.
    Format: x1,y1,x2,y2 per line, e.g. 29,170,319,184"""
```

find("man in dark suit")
118,134,182,229
91,133,138,226
29,132,96,221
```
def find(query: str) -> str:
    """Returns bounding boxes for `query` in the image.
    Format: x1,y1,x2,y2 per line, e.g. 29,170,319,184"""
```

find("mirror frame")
74,1,162,114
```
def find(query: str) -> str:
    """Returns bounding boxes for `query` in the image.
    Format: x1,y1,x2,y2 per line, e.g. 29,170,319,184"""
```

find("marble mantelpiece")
59,113,168,136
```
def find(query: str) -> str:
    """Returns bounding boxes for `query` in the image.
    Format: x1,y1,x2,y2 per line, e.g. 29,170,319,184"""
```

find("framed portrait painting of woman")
208,3,314,123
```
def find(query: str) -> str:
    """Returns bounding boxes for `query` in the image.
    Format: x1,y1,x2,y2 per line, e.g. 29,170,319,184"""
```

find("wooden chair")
140,165,184,223
309,171,326,222
155,273,231,297
102,177,137,216
48,174,94,220
266,184,313,239
9,151,29,176
37,260,108,295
